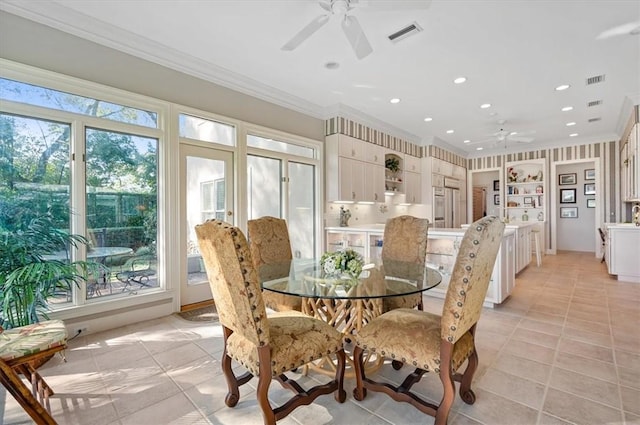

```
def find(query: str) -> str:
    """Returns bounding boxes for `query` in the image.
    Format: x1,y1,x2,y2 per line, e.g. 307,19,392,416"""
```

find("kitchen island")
325,222,517,307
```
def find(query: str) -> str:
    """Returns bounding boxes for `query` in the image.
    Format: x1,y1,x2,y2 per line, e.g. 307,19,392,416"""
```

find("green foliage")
385,156,400,173
320,248,364,280
0,214,101,328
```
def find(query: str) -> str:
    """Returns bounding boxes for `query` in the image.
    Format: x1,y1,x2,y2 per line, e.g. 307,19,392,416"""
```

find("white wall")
556,162,596,252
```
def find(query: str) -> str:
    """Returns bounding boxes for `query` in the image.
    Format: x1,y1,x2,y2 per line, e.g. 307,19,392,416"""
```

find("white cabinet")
504,159,547,223
404,171,422,204
606,225,640,282
513,224,532,274
425,228,515,308
405,155,421,173
326,134,384,202
364,163,385,202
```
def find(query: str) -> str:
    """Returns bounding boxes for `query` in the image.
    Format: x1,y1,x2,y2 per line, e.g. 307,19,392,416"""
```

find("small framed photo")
523,196,533,206
584,169,595,180
559,173,577,185
584,183,596,195
494,194,500,205
493,180,500,191
560,188,576,203
560,207,578,218
587,199,596,208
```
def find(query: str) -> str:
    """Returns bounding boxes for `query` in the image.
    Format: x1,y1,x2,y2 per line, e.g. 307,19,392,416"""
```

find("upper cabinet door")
337,135,366,161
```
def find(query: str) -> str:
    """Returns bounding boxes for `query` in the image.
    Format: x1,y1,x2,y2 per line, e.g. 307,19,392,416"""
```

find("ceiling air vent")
586,74,605,85
588,117,602,123
388,22,423,43
587,100,603,107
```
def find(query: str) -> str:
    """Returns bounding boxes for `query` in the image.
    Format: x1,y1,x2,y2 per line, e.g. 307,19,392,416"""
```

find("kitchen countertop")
327,223,515,235
604,222,640,229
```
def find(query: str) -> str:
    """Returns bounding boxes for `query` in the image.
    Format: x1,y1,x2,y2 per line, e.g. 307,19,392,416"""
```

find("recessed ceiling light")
561,106,573,112
555,84,570,91
446,129,454,134
480,103,491,109
324,61,340,70
569,133,578,137
390,98,401,104
463,140,471,144
453,77,467,84
424,117,433,122
566,122,576,126
476,147,483,151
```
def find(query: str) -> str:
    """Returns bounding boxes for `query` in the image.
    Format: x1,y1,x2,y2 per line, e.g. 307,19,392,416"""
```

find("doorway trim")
550,159,601,256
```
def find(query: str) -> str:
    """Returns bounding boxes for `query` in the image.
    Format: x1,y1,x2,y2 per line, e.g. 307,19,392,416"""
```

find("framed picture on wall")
559,173,577,185
560,207,578,218
584,183,596,195
560,188,576,203
494,194,500,205
493,180,500,191
587,199,595,208
584,169,595,180
523,196,533,206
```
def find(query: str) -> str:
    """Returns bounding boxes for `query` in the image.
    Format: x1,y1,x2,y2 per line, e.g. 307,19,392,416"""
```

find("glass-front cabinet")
504,158,547,223
325,228,384,261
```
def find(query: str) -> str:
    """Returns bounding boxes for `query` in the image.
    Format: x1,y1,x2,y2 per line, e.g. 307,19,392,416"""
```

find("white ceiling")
2,0,639,156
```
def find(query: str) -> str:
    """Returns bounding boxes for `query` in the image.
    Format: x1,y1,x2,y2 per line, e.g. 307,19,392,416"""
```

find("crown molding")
0,1,326,119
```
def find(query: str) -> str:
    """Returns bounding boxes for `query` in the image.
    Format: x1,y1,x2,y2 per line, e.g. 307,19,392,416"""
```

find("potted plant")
385,157,400,174
0,214,100,329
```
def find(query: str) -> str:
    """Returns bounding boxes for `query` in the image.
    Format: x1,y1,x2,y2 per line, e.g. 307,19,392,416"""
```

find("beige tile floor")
2,251,639,425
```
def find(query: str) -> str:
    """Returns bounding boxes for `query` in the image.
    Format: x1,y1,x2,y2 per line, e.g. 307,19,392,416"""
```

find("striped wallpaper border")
325,117,466,165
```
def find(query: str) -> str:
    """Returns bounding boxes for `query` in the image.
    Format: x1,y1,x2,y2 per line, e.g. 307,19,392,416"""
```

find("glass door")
247,155,317,259
180,144,233,307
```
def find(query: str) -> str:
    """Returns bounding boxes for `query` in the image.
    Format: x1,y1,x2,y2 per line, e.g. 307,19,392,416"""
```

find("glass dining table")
260,258,442,375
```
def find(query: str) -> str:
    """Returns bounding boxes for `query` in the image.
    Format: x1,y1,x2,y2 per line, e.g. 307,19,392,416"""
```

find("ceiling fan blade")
341,15,373,59
596,21,640,40
281,14,330,51
354,0,432,11
507,135,534,143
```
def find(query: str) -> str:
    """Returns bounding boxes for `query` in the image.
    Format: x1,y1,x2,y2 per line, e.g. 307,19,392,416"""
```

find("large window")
1,78,160,306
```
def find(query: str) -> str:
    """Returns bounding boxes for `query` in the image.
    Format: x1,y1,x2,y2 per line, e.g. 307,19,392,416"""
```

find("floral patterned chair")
381,215,429,312
0,320,68,424
195,220,346,425
247,216,301,312
352,216,505,425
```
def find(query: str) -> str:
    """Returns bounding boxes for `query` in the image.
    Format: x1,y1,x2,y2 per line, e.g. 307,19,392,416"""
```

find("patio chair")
0,320,68,425
195,220,346,425
247,216,302,312
116,254,156,291
352,216,505,425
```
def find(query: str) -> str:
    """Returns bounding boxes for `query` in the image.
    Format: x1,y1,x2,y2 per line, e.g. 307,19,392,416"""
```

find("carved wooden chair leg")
352,346,367,400
435,342,456,425
257,346,276,425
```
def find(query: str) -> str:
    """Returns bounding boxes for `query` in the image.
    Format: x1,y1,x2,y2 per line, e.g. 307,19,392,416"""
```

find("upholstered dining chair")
195,220,346,425
353,216,505,425
381,215,429,312
0,320,68,425
247,216,302,312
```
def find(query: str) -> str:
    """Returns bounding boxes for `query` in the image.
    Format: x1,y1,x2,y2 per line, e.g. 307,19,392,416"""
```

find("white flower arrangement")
320,248,364,280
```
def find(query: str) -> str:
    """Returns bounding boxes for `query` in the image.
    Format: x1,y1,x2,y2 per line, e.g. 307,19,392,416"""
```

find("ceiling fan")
467,120,536,147
281,0,431,60
596,20,640,40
